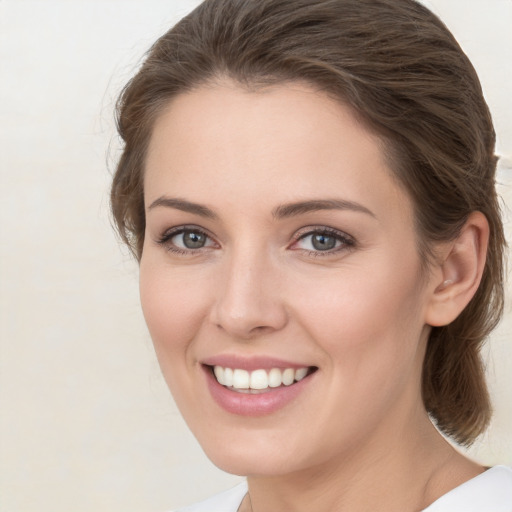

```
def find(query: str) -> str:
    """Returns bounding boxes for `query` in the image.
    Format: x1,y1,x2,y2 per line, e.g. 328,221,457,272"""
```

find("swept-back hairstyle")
111,0,505,445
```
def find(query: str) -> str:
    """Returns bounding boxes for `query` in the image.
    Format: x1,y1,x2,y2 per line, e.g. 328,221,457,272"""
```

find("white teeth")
268,368,282,388
224,367,233,387
295,367,308,381
250,369,268,390
232,369,250,389
282,368,295,386
212,365,310,390
213,365,224,384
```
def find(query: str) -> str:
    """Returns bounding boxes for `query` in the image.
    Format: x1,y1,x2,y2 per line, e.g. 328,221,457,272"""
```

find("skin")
140,81,486,512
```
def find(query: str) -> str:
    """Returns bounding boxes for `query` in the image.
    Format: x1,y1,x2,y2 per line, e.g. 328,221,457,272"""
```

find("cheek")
138,260,216,419
293,260,426,366
139,261,210,358
292,269,427,434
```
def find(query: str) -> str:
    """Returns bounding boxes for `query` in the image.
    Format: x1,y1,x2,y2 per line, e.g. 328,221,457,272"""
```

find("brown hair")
111,0,506,445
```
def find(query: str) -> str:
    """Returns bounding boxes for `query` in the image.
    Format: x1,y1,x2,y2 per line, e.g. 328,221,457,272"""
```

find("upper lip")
201,354,314,372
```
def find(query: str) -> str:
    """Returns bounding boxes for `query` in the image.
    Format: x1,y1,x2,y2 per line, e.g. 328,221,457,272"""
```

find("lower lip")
203,366,314,416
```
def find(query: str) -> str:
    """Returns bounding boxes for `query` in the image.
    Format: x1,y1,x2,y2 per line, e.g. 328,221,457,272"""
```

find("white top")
172,466,512,512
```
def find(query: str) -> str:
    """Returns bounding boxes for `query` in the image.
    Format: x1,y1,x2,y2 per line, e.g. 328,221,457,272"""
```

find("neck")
242,411,483,512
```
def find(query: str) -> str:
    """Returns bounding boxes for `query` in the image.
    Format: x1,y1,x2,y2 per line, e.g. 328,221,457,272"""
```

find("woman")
111,0,511,510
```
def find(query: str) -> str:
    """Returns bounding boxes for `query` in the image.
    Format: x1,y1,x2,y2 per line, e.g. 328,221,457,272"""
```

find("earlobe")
425,212,489,327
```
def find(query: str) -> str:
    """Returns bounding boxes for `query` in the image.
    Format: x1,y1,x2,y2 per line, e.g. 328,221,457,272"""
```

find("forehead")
144,80,412,224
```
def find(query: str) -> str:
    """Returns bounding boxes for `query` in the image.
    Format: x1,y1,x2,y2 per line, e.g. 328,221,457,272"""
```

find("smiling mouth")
208,365,318,393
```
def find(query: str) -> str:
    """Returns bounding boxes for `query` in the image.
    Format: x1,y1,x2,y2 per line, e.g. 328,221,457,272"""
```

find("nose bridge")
211,241,287,338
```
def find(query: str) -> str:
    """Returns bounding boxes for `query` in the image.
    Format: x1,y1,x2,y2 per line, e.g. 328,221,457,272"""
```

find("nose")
209,248,288,339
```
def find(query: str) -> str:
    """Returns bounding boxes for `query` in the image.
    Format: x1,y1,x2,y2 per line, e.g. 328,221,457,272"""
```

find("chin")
193,421,331,478
205,446,295,477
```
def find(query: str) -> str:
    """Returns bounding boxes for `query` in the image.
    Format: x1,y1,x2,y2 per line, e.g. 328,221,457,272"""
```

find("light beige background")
0,1,510,511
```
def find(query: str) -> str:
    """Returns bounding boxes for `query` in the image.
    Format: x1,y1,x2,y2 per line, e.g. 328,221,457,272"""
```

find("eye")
177,230,208,249
291,227,354,255
308,233,338,251
156,226,217,254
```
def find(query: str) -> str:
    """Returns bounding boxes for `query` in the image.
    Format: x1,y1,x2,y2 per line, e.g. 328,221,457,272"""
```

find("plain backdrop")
0,1,511,511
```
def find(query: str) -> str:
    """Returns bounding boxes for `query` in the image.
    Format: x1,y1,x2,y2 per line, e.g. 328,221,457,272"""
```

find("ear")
425,211,489,327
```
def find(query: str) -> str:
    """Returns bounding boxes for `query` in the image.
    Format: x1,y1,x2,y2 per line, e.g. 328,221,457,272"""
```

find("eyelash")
155,225,355,257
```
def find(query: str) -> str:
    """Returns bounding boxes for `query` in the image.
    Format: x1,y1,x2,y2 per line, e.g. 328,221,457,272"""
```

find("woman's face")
140,81,439,476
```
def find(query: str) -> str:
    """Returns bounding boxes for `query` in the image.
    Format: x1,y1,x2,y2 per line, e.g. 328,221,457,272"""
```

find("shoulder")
422,466,512,512
170,482,248,512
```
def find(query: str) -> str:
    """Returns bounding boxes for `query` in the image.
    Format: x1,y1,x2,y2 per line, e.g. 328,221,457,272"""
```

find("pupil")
183,231,206,249
312,234,336,251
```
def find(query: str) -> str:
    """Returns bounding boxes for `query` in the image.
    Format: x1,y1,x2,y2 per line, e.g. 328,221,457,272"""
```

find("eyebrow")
147,196,375,220
272,199,375,219
147,197,218,219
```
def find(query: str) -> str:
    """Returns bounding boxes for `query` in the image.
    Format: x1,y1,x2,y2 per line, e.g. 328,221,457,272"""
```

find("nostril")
213,322,278,339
